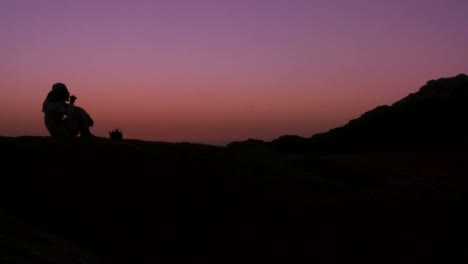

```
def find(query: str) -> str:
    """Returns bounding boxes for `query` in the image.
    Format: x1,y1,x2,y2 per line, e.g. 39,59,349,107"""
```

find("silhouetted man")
42,83,95,138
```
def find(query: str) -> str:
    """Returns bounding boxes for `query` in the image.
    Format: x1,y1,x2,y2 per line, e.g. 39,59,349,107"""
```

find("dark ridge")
266,73,468,154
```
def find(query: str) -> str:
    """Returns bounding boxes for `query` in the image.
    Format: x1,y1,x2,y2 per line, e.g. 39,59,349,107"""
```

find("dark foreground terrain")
1,136,467,263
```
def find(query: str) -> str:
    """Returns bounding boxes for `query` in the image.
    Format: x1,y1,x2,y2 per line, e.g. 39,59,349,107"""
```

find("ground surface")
1,136,467,263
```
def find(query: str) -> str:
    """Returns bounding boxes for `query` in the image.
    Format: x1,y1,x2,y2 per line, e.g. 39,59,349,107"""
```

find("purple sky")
0,0,467,144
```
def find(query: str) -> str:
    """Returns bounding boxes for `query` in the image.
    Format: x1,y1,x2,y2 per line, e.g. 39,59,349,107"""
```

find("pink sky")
1,0,467,145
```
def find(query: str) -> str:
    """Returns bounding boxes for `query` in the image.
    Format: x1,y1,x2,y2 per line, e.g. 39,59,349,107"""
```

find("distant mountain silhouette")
267,73,468,153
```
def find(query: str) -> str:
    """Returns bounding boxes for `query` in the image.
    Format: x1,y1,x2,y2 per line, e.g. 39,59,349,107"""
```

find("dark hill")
1,136,468,263
268,73,468,153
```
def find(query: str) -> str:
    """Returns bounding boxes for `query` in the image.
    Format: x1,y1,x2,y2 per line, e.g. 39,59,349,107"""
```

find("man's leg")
45,114,77,137
68,106,94,137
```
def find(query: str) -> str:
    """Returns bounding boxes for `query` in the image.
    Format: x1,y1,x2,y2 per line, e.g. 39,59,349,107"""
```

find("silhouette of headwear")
51,83,70,101
52,83,68,92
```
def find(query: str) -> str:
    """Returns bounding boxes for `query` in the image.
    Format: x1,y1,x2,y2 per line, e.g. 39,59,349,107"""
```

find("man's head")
51,83,70,101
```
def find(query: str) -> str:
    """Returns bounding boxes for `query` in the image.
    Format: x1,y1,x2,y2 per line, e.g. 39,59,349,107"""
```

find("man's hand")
70,95,77,104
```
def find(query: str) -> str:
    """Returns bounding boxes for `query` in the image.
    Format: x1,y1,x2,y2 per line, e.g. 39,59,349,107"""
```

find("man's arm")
44,101,75,116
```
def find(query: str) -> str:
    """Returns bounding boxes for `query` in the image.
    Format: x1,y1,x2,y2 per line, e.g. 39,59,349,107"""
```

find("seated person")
42,83,94,138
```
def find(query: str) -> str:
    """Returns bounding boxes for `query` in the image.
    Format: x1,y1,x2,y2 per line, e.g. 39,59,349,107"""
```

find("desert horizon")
3,72,467,146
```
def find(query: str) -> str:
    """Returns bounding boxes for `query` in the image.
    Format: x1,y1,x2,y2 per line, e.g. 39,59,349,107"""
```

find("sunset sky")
1,0,467,145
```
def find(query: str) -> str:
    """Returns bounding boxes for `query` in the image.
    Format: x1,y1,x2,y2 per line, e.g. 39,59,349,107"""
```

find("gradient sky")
1,0,467,145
